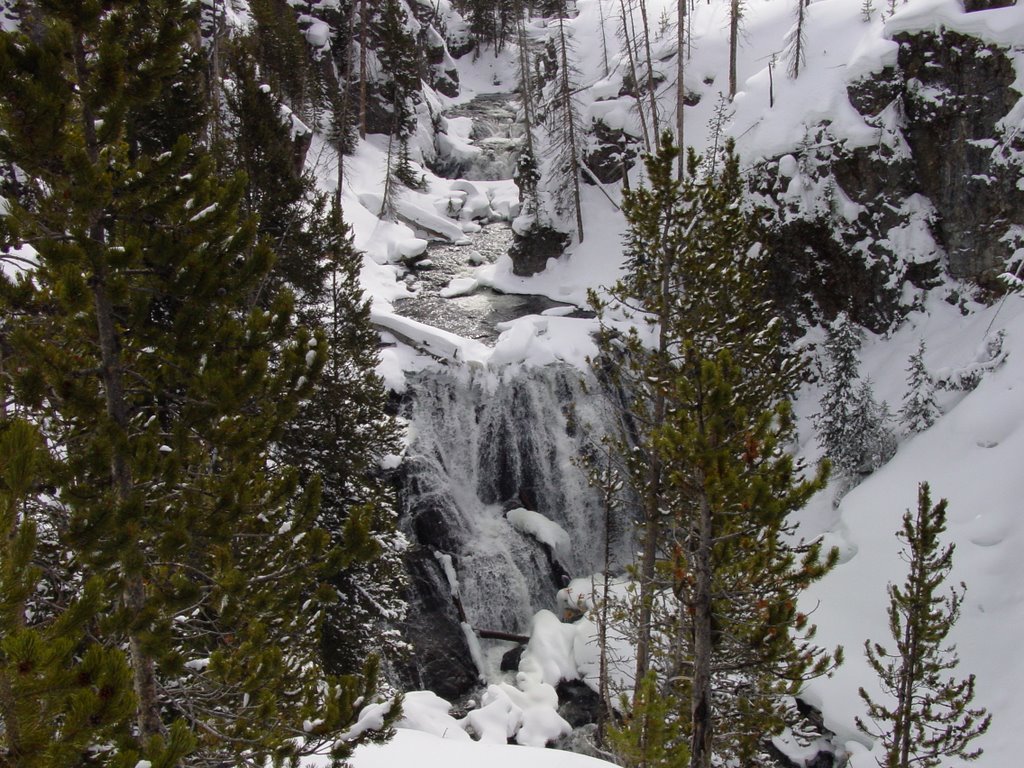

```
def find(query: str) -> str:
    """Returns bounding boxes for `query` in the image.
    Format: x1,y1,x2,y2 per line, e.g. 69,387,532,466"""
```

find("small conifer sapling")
858,483,991,768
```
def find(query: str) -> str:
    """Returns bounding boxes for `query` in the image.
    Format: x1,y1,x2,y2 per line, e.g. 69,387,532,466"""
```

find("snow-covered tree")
858,484,992,768
900,340,941,434
815,315,895,481
814,313,864,475
849,379,898,474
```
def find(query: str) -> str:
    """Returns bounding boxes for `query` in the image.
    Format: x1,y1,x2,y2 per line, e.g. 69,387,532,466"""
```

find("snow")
506,508,572,560
791,294,1024,766
341,728,618,768
295,0,1024,763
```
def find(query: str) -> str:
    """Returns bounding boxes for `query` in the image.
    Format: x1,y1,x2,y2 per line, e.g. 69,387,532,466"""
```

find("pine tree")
592,133,839,768
900,340,941,434
814,313,865,478
608,671,690,768
395,139,427,191
281,205,408,676
373,0,420,137
221,46,329,306
815,315,896,483
849,379,897,474
785,0,807,79
0,419,137,766
0,4,398,763
858,484,991,768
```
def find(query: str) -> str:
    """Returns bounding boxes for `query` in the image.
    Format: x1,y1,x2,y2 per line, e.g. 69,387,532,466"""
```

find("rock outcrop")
753,25,1023,331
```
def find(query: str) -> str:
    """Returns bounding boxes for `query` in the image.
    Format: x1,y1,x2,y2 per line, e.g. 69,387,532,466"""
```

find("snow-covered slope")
793,294,1024,766
323,0,1024,763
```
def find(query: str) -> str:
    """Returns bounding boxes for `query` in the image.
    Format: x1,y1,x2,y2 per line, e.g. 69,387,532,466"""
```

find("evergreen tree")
848,379,897,475
608,671,690,768
815,315,896,484
900,340,941,434
0,4,397,763
858,484,991,768
373,0,420,137
281,206,408,675
394,139,427,191
0,419,137,766
814,313,865,478
592,133,839,768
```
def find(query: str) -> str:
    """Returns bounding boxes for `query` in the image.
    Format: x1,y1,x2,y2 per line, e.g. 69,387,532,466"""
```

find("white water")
400,364,634,637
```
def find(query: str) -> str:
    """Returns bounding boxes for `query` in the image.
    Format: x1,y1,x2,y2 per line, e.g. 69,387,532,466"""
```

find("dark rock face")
500,644,525,672
510,223,570,276
393,549,480,700
753,27,1022,331
894,30,1022,280
555,680,603,728
963,0,1016,11
583,119,640,185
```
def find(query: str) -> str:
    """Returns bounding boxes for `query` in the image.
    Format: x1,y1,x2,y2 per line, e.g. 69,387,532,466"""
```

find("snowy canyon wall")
750,24,1024,332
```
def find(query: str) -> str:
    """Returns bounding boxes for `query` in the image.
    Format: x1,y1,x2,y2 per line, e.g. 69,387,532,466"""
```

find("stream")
394,224,572,344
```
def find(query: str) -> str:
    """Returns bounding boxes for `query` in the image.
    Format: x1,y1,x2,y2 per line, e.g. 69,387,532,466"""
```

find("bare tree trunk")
675,0,686,180
638,0,660,136
556,12,584,242
728,0,740,98
517,14,536,159
359,0,368,138
336,0,360,198
597,0,611,78
595,450,617,748
618,0,651,152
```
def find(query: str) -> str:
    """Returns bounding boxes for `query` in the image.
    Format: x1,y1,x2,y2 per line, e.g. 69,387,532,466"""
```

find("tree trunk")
556,13,584,242
358,0,368,138
619,0,651,152
73,33,163,746
689,480,714,768
597,0,611,78
638,0,660,136
675,0,686,180
517,14,536,159
728,0,739,98
634,256,672,710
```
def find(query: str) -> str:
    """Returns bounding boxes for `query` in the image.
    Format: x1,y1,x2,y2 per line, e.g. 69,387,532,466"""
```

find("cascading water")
432,93,524,181
395,363,634,697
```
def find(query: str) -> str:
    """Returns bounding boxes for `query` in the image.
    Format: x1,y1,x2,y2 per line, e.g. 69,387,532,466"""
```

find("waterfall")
432,93,524,181
396,362,634,695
